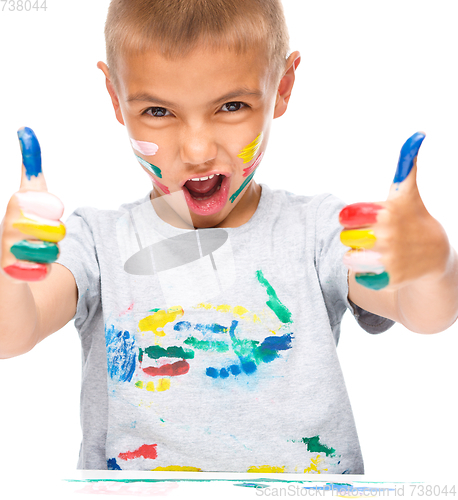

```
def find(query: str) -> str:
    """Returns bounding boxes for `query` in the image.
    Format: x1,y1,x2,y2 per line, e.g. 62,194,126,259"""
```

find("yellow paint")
13,216,66,243
253,314,261,323
156,378,171,392
340,229,376,250
247,465,285,473
135,381,144,389
216,304,231,313
303,455,328,474
238,133,263,164
138,306,184,336
197,303,212,310
146,381,155,392
233,305,248,317
151,466,202,472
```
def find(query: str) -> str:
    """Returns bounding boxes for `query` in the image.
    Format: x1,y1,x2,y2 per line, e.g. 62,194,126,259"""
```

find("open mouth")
182,174,231,216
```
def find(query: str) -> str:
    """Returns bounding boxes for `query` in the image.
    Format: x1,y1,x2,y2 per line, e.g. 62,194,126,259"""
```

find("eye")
144,107,171,118
221,101,247,112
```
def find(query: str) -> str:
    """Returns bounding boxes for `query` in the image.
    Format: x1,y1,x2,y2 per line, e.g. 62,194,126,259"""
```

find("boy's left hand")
339,132,451,291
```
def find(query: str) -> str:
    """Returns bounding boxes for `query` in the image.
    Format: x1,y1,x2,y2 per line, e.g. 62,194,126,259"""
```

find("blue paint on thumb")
17,127,42,179
393,132,425,184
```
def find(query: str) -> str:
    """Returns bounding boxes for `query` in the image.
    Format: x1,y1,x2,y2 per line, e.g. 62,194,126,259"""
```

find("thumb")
18,127,48,191
388,131,425,198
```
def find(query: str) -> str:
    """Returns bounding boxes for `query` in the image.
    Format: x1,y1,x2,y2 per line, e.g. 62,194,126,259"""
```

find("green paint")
355,271,390,290
183,336,229,353
300,436,335,457
234,483,269,489
256,270,292,324
10,239,58,264
135,381,143,388
138,345,195,363
149,308,161,313
135,154,162,178
230,171,256,203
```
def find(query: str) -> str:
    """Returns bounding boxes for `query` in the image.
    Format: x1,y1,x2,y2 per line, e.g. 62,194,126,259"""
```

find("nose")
179,124,218,167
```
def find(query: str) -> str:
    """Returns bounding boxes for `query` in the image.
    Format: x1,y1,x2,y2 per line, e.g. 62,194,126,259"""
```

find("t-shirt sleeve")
314,194,395,337
55,208,101,333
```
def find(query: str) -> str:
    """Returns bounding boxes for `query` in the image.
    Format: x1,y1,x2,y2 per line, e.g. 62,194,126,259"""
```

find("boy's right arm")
0,127,76,359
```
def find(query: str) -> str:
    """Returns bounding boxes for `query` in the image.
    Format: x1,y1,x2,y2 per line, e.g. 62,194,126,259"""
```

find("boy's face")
99,45,299,228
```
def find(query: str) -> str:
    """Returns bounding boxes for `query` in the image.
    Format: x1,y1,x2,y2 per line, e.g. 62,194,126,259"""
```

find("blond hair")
104,0,290,89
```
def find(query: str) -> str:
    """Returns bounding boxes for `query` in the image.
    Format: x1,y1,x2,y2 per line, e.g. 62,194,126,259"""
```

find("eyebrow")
126,88,264,107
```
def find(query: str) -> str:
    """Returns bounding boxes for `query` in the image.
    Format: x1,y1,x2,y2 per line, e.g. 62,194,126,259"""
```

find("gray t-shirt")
56,183,394,473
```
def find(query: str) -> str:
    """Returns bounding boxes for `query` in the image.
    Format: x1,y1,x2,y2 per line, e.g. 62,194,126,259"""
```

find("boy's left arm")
341,133,458,334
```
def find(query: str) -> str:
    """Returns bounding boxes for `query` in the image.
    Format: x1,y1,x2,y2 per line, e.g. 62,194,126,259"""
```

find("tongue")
185,175,220,195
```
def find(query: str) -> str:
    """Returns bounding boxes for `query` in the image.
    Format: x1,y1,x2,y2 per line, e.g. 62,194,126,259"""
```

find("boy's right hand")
0,127,66,283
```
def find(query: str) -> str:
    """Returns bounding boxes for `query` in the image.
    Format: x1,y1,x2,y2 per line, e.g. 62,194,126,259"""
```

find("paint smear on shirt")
118,443,158,461
247,465,285,473
256,270,293,324
130,138,159,156
138,306,184,336
151,466,202,472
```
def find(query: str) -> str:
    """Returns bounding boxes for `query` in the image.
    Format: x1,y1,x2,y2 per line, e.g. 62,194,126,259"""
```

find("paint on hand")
355,271,390,290
343,250,385,274
393,132,426,184
340,229,376,250
243,152,264,178
15,191,64,220
10,239,59,264
12,215,66,243
238,132,263,164
130,138,159,156
339,202,383,229
17,127,42,179
135,154,163,178
3,261,47,281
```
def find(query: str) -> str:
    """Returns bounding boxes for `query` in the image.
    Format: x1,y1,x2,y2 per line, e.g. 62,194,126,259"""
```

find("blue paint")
302,483,395,493
17,127,42,179
241,360,257,374
220,368,229,378
107,458,122,470
229,364,241,375
105,325,136,383
393,132,425,183
260,333,293,351
206,367,219,379
174,321,192,331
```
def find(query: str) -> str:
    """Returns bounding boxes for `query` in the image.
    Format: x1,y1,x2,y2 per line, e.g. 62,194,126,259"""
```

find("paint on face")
393,132,426,184
355,271,390,290
135,154,163,178
238,133,263,164
15,191,64,221
230,170,256,204
340,229,376,250
17,127,42,179
145,172,170,194
3,261,47,281
10,239,59,264
130,138,159,156
12,215,66,243
243,152,264,178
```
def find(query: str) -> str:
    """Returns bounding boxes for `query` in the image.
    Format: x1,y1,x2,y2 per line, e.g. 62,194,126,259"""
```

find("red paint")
119,303,134,316
339,202,383,229
4,262,47,281
151,176,171,195
118,443,158,461
142,359,190,377
243,152,264,177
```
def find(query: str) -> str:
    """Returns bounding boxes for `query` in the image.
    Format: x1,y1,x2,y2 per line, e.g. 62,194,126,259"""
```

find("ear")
97,61,125,126
273,51,301,119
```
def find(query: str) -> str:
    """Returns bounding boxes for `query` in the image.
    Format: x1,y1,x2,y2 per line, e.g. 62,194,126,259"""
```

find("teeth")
189,174,219,182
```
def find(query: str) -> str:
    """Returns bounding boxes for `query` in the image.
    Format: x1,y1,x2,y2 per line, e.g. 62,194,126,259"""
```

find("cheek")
130,138,159,156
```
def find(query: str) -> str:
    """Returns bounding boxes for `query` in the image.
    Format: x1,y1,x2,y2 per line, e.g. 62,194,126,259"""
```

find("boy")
0,0,457,473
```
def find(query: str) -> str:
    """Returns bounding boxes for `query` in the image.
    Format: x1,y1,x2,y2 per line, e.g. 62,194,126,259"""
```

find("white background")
0,0,457,486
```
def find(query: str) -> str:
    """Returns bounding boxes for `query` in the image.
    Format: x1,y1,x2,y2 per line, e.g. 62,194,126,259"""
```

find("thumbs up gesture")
0,127,66,282
339,132,450,291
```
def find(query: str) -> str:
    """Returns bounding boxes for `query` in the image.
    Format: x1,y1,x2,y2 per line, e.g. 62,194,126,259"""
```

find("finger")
339,202,384,229
340,229,376,250
392,131,425,187
343,249,384,274
354,271,390,290
18,127,47,191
